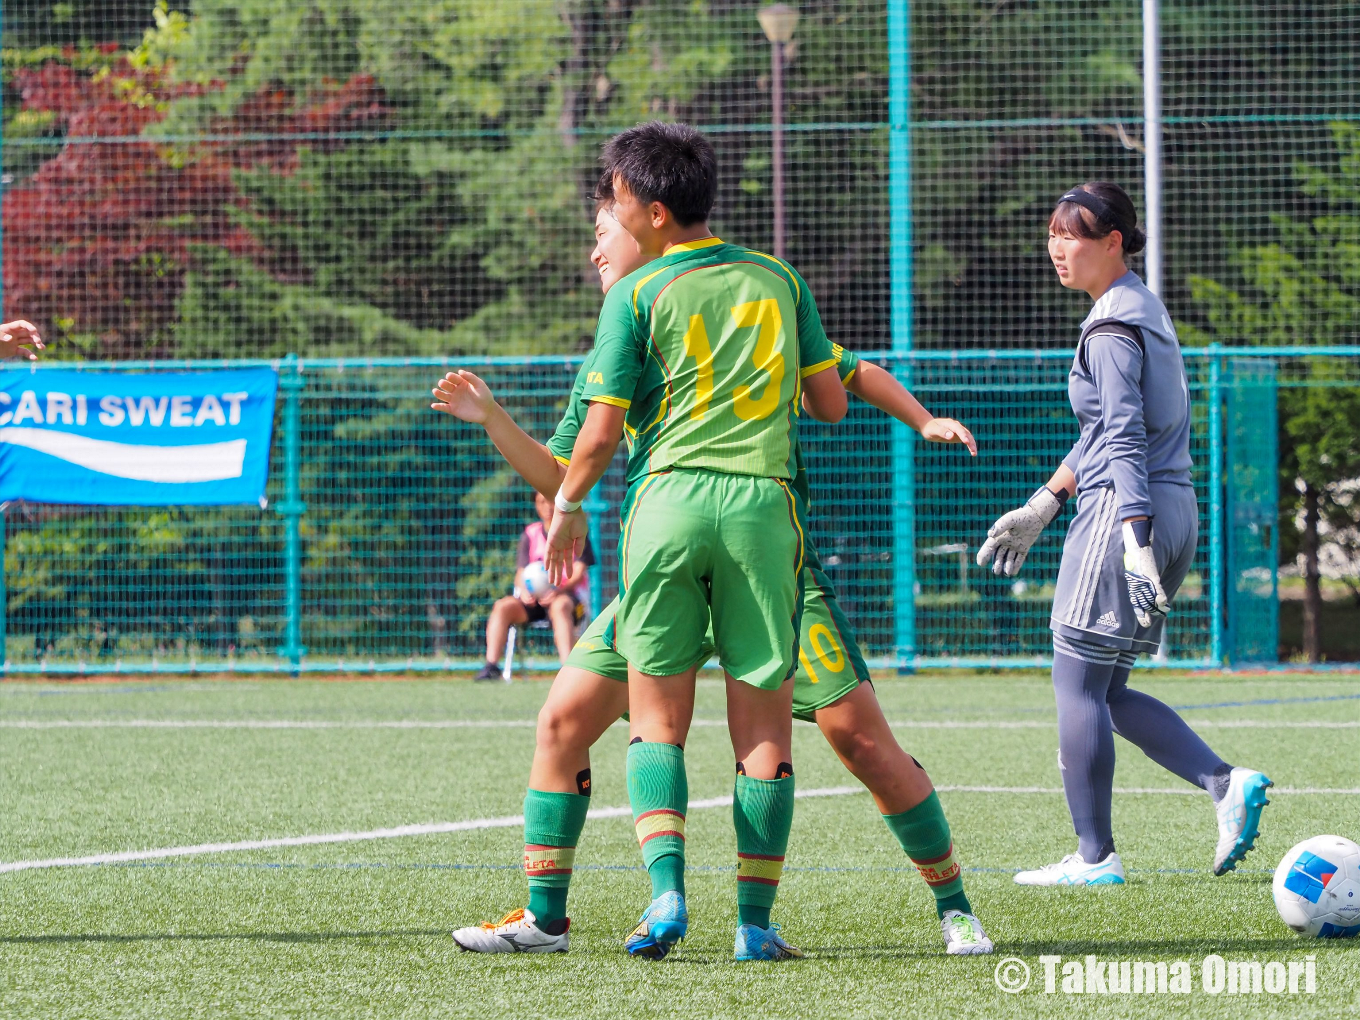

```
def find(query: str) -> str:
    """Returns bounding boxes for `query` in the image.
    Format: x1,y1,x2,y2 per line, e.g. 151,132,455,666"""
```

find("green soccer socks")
523,786,591,926
733,771,795,930
883,790,972,918
628,741,688,900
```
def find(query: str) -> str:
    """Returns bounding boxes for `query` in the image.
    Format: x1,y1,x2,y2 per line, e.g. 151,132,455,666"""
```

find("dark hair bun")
1124,225,1147,255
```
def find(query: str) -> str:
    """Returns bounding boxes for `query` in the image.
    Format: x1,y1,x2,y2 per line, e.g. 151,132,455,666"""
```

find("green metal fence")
4,347,1353,674
2,1,1359,671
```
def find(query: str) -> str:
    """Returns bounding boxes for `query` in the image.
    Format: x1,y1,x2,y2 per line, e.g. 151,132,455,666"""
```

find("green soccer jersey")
548,355,595,466
581,238,840,483
552,343,858,486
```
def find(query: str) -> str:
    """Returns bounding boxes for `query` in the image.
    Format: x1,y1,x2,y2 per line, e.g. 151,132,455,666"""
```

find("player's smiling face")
1048,226,1123,293
591,206,650,294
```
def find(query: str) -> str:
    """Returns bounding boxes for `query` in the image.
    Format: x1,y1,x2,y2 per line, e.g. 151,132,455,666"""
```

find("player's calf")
625,740,690,959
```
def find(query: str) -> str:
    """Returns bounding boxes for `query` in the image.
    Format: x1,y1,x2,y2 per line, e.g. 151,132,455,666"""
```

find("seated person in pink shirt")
478,492,595,679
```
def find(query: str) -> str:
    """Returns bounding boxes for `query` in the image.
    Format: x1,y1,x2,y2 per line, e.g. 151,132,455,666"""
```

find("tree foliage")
1187,121,1360,656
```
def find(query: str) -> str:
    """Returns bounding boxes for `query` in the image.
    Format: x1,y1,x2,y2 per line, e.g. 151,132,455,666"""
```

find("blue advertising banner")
0,369,278,506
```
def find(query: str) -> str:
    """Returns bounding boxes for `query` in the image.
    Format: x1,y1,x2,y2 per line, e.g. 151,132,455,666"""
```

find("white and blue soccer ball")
521,562,554,598
1272,835,1360,938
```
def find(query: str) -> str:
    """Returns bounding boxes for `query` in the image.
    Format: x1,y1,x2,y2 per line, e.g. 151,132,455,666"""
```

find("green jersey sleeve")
838,346,860,383
788,266,837,378
580,282,645,410
547,357,593,464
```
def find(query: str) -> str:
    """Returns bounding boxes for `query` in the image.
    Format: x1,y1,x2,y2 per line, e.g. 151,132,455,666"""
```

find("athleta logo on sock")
1096,611,1119,628
912,844,961,886
524,845,575,876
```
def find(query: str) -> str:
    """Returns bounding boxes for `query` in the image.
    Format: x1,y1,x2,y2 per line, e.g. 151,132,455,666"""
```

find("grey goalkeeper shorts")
1050,482,1198,654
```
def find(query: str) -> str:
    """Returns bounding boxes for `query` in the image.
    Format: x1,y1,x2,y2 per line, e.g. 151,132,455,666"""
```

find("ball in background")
1273,835,1360,938
521,562,554,599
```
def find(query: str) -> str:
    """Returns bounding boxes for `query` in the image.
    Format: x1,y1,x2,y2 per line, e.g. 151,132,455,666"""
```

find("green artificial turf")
2,672,1358,1018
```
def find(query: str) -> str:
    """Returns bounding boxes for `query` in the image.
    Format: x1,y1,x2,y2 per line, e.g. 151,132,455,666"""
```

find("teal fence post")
888,0,915,672
583,490,607,619
276,354,307,672
1,4,7,673
1208,343,1224,665
0,507,6,671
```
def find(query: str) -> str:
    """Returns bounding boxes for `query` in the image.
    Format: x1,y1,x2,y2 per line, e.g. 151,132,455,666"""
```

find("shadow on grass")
1,928,450,945
4,932,1333,961
782,936,1322,961
998,936,1320,956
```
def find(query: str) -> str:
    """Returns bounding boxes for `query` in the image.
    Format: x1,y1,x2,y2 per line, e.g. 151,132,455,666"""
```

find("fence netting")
0,351,1343,671
2,2,1359,668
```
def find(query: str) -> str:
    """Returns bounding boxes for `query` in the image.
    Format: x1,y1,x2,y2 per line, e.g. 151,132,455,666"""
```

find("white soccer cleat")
1214,767,1273,876
452,908,569,953
1013,851,1126,887
940,910,994,955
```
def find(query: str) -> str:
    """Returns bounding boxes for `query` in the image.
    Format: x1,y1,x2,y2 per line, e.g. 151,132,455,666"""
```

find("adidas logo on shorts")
1096,611,1119,628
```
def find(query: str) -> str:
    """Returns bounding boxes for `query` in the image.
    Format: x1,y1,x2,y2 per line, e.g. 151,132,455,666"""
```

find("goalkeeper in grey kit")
976,181,1273,886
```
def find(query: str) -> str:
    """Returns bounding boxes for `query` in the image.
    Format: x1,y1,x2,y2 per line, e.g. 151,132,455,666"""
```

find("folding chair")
502,590,590,681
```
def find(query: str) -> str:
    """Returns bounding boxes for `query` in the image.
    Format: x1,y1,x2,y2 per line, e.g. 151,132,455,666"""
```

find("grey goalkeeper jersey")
1062,270,1193,519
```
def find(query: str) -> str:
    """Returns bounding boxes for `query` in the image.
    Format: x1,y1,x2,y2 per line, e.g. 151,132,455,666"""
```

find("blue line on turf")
94,861,1265,876
1169,692,1360,711
35,685,179,696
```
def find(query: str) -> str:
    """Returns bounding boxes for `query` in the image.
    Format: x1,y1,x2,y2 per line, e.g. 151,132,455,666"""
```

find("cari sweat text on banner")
0,368,278,506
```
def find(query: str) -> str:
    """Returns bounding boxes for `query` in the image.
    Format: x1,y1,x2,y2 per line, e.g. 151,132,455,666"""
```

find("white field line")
0,785,861,875
2,717,1358,730
2,783,1352,876
2,712,1360,728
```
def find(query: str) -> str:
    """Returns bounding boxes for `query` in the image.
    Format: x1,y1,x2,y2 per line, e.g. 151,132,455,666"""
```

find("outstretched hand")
920,417,977,456
544,508,590,587
0,320,44,361
430,370,496,424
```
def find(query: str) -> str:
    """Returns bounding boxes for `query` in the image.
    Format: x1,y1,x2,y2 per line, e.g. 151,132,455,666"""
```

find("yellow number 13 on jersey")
682,298,785,422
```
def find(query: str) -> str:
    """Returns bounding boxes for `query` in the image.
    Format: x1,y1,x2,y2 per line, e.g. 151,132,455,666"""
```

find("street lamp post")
758,4,799,258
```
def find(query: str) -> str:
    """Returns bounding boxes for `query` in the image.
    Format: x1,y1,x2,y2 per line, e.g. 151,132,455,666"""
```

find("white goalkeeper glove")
976,486,1066,577
1122,518,1169,628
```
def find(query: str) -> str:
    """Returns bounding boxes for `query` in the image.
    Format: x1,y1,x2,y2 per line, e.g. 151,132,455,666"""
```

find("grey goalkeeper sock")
1051,639,1121,864
1106,651,1231,801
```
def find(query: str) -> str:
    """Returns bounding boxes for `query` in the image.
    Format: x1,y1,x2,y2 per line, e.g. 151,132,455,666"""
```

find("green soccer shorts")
567,566,869,722
564,600,633,683
609,469,804,689
791,566,871,718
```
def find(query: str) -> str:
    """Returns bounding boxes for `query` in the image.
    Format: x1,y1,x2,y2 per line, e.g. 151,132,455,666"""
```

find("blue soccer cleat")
1214,767,1273,875
624,891,688,959
734,922,804,962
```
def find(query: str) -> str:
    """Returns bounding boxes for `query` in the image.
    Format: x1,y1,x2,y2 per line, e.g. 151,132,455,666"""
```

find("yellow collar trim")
665,237,723,254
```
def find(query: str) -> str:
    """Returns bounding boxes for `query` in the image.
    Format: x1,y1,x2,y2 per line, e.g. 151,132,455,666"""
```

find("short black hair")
592,169,614,212
600,121,717,227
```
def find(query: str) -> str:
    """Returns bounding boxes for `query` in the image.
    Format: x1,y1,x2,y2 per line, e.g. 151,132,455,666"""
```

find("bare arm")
847,360,977,455
560,558,588,593
431,370,566,499
559,402,625,503
545,401,626,583
1045,463,1077,499
800,366,848,423
0,320,44,361
482,404,567,499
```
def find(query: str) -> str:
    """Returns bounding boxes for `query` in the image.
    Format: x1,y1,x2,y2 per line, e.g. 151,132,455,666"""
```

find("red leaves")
3,53,392,358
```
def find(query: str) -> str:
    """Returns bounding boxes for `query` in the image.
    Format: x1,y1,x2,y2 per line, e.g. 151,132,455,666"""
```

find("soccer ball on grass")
1272,835,1360,938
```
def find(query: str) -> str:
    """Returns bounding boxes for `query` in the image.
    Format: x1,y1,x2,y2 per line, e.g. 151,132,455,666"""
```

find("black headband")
1057,189,1131,236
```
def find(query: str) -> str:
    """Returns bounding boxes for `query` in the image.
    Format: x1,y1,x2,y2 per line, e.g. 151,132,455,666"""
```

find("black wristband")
1127,517,1152,546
